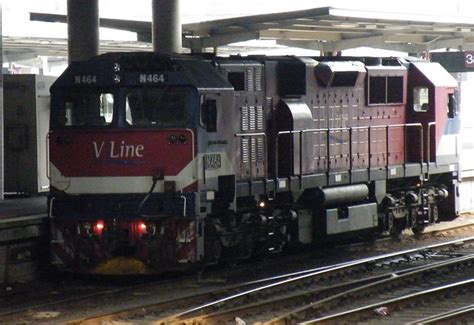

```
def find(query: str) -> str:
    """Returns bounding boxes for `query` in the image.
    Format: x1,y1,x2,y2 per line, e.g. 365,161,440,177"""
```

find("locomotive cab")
406,61,459,165
48,53,234,273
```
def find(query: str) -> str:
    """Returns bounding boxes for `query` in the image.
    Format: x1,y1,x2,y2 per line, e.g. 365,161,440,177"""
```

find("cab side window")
413,87,429,112
448,93,456,118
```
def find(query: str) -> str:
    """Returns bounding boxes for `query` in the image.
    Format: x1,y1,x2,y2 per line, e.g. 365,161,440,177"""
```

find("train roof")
51,52,233,91
411,62,458,88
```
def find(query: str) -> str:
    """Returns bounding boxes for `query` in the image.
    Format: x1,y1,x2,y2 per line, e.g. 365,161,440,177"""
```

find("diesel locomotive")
48,53,460,274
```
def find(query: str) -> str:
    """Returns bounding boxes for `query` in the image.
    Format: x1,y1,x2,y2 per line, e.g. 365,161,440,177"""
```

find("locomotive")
48,52,460,274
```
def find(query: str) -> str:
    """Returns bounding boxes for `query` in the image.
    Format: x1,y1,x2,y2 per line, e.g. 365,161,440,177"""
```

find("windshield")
51,87,195,129
125,87,191,128
52,92,114,127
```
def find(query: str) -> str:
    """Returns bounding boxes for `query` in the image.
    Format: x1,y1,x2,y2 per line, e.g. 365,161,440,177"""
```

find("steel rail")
165,236,474,323
176,258,457,323
408,304,474,324
31,234,474,325
271,254,474,324
304,279,474,324
178,253,474,324
58,263,337,325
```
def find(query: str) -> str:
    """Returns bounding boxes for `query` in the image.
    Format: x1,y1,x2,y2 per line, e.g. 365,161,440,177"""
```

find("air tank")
316,184,369,207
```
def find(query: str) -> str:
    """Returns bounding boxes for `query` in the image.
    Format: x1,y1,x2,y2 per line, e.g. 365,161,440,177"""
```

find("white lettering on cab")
93,141,144,159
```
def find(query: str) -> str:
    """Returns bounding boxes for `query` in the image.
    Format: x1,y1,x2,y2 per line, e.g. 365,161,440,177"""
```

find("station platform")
0,194,47,219
0,195,49,286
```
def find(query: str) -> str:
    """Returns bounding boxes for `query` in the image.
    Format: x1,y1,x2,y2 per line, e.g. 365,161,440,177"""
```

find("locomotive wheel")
204,238,222,264
204,222,222,264
431,205,439,223
389,215,405,239
239,236,254,259
390,225,403,239
412,225,426,236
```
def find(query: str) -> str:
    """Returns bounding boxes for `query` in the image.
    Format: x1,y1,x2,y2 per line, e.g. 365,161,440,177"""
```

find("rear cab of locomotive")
48,53,234,274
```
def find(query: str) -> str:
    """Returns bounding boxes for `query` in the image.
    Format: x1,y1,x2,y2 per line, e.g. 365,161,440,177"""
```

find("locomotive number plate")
74,75,97,84
204,154,221,170
138,73,166,84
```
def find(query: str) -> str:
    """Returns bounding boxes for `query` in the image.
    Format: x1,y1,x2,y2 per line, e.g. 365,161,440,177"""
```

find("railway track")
273,252,474,324
409,303,474,324
0,255,349,324
169,238,474,324
64,235,474,324
306,280,474,324
2,219,474,324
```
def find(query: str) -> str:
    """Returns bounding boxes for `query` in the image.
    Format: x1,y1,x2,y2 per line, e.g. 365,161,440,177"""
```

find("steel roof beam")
276,40,325,51
259,30,342,41
185,31,259,50
322,35,386,52
2,50,38,62
423,37,465,51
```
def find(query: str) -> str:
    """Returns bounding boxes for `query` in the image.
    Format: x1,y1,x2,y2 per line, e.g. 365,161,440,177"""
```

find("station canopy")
22,6,474,55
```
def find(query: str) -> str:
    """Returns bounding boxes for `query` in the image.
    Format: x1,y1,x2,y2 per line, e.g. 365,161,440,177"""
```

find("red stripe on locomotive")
50,129,195,177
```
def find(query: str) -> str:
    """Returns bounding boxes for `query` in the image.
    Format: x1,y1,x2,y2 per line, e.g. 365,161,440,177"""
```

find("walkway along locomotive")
48,53,460,274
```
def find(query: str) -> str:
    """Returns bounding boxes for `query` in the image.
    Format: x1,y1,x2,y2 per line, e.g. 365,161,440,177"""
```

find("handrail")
427,121,436,177
180,195,187,217
49,197,55,218
185,128,196,158
46,132,51,180
349,128,353,182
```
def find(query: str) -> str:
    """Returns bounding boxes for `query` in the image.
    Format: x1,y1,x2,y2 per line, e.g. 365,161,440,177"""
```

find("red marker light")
139,222,147,232
95,220,105,231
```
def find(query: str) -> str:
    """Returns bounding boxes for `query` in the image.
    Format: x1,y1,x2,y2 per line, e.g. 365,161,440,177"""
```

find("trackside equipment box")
4,74,55,195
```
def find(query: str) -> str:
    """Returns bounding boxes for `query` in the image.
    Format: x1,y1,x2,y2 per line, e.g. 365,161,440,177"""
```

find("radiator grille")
251,138,257,162
247,68,254,91
245,66,263,91
241,137,250,163
256,106,264,130
257,137,265,161
240,106,249,131
249,107,256,130
240,106,264,132
255,67,263,91
240,105,265,163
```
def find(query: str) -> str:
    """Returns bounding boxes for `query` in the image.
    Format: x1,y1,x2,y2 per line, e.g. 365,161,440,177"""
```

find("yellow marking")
92,256,154,275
